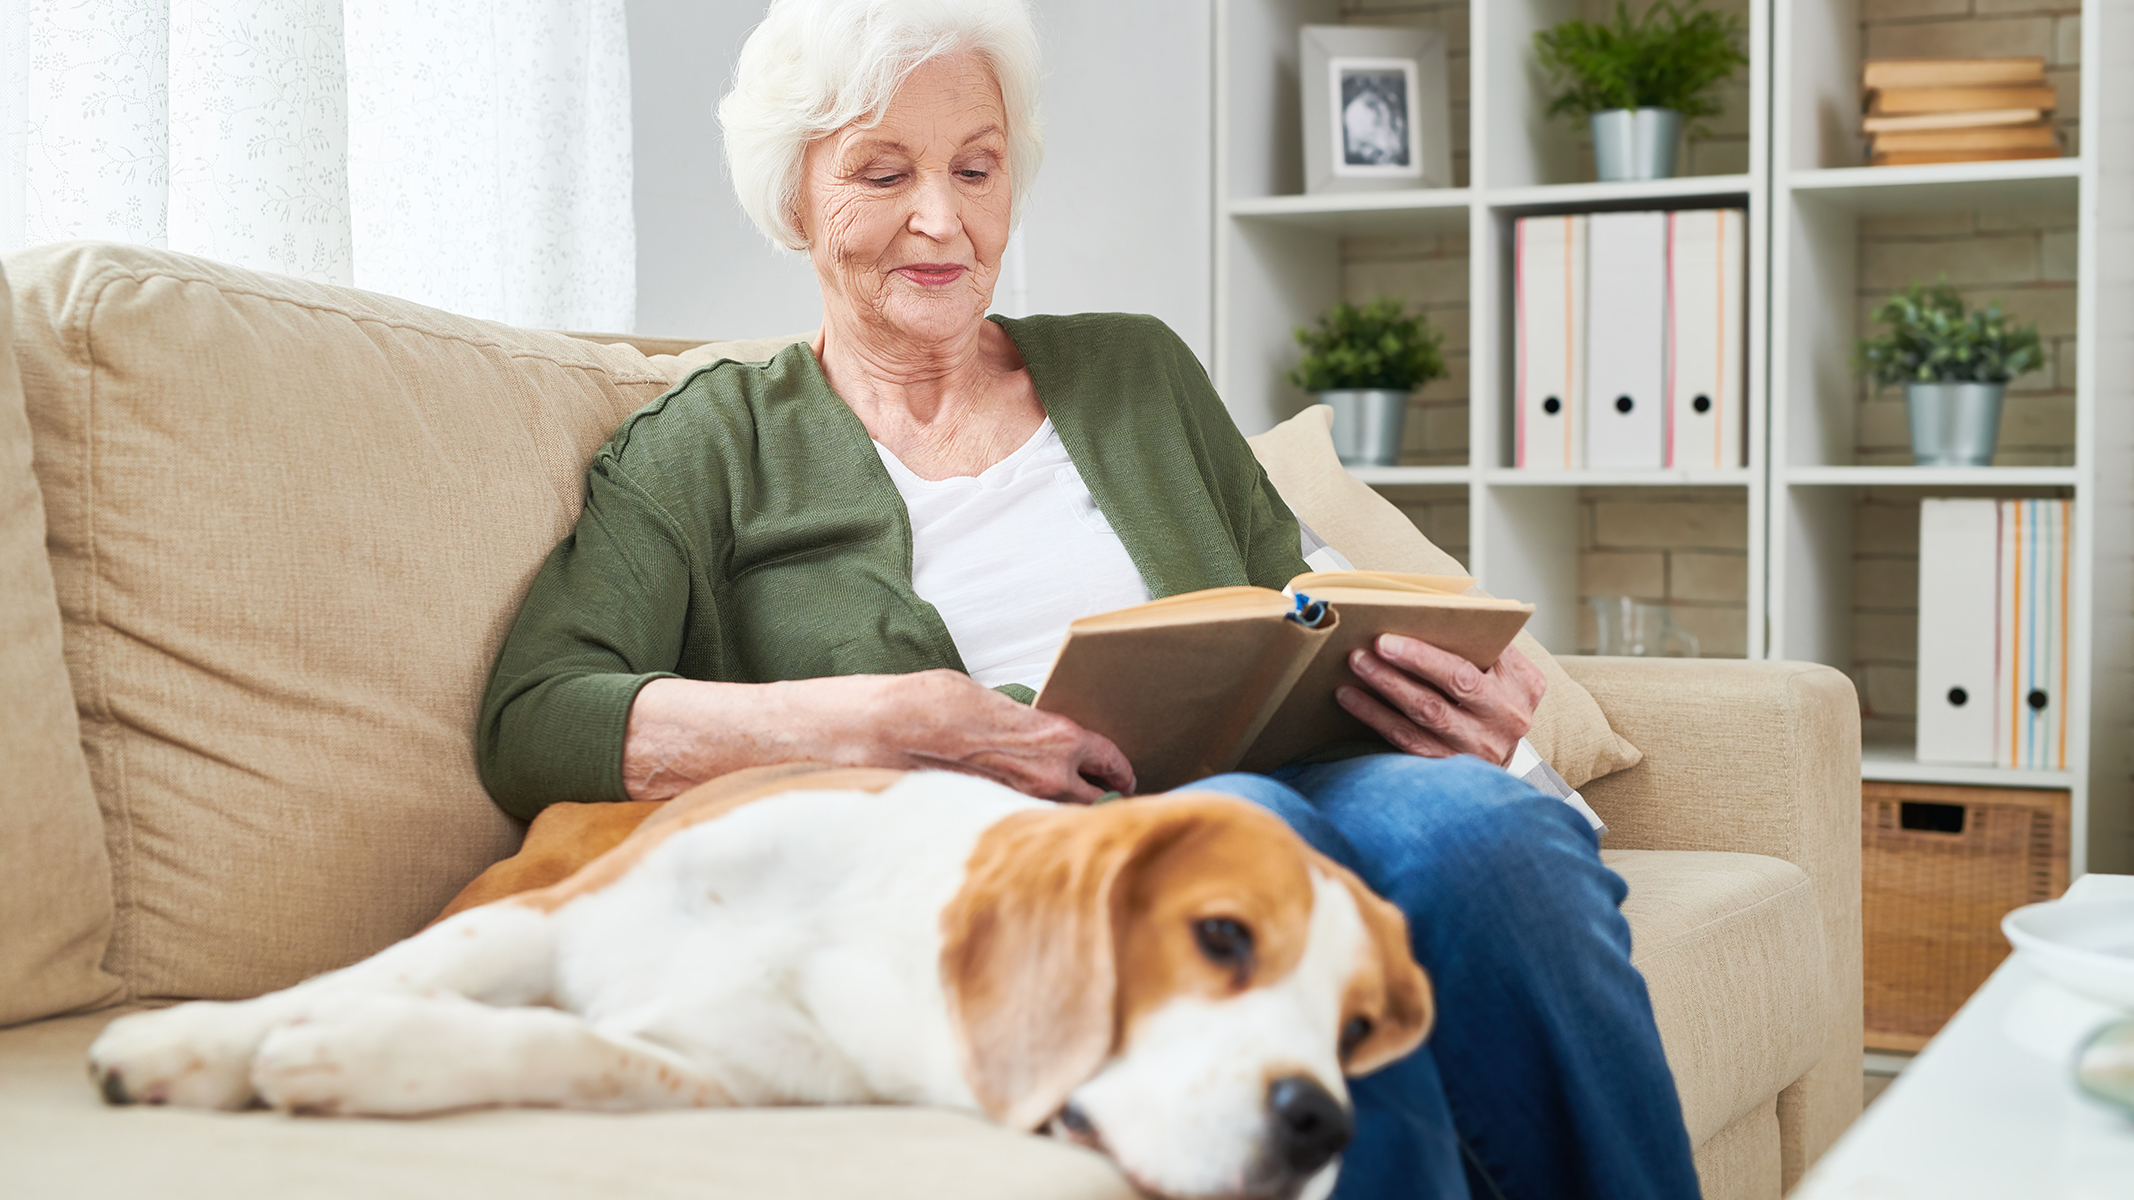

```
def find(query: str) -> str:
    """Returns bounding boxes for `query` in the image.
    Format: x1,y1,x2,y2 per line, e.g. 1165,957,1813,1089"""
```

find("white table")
1791,874,2134,1199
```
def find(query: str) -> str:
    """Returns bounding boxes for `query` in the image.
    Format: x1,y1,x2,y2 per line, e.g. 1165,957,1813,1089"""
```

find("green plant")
1855,280,2044,386
1289,298,1447,393
1533,1,1748,128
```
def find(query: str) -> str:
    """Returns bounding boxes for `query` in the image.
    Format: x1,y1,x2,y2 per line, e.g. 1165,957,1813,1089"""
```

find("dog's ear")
940,803,1198,1131
1320,856,1434,1076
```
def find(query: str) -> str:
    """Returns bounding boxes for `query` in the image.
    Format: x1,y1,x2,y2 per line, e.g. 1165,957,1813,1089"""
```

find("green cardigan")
476,313,1308,818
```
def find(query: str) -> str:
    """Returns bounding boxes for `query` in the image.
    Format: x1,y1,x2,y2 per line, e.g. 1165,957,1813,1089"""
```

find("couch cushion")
0,1012,1137,1200
0,258,122,1026
5,242,684,1003
1245,405,1642,788
1606,849,1828,1147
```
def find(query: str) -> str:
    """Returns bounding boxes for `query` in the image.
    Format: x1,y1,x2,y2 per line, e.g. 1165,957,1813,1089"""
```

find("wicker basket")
1862,781,2069,1052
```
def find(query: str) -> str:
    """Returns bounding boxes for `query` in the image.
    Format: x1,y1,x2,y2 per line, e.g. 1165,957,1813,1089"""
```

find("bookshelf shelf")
1783,466,2080,488
1344,465,1469,487
1226,190,1470,236
1484,174,1754,213
1787,157,2082,213
1861,740,2076,790
1483,468,1754,488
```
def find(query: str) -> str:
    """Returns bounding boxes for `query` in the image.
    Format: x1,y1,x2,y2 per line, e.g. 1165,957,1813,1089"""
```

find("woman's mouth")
894,263,967,287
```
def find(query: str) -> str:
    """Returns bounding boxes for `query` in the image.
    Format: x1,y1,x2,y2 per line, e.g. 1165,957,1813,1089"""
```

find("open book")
1034,571,1534,794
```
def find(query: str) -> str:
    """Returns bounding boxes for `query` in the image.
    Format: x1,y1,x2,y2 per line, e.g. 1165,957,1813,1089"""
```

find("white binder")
1915,499,1998,765
1664,209,1746,469
1585,211,1667,469
1513,214,1587,470
1995,499,2070,770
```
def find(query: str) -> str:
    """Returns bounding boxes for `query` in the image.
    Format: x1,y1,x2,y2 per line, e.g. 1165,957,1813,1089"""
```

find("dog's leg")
89,902,557,1110
249,992,732,1116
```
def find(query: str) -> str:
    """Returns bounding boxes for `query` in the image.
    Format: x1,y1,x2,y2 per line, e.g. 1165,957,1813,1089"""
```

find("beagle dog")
88,765,1431,1200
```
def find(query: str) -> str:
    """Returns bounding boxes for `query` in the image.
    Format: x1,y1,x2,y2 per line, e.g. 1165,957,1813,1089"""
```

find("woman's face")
798,54,1012,349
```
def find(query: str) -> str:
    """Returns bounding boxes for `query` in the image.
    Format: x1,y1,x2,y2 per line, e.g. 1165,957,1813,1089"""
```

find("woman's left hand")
1336,636,1547,767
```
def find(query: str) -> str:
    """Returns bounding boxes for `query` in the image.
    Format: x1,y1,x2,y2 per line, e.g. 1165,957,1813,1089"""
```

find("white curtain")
0,0,634,331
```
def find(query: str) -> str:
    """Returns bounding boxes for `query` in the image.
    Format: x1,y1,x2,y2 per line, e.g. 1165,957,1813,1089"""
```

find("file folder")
1915,499,1998,765
1513,214,1587,469
1585,211,1667,469
1664,208,1746,469
1995,498,2070,770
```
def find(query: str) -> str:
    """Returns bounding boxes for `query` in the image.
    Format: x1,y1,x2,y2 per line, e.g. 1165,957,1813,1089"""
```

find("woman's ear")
1324,858,1434,1076
939,803,1192,1131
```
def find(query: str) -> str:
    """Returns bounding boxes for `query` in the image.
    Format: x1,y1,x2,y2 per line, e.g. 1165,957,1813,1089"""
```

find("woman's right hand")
622,671,1134,805
844,670,1136,804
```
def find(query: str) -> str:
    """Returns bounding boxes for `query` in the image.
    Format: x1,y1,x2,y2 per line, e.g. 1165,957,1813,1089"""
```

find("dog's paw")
251,993,503,1117
87,1001,282,1110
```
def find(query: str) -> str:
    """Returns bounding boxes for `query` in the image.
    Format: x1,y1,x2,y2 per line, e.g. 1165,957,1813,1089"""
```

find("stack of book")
1861,58,2061,167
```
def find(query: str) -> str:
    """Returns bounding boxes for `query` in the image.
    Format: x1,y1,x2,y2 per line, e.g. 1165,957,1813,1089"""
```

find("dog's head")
941,792,1432,1200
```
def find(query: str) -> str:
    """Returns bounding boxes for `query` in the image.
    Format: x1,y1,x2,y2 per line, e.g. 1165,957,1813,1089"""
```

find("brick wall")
1576,488,1751,658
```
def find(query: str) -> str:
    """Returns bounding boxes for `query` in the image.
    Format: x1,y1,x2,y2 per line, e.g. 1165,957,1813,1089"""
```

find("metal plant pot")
1906,381,2005,467
1590,108,1682,182
1317,389,1409,467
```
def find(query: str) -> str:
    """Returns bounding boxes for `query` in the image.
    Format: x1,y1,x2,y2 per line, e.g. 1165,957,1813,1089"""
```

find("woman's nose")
905,170,962,242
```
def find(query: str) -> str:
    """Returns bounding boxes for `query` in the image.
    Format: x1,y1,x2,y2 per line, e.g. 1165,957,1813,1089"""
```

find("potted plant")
1289,298,1447,468
1855,280,2043,467
1533,1,1748,182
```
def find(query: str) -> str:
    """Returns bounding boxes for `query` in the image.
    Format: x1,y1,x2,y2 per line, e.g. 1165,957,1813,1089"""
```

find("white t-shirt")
872,419,1152,692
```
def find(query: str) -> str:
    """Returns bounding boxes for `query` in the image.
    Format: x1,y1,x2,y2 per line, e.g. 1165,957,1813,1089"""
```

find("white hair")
719,0,1045,251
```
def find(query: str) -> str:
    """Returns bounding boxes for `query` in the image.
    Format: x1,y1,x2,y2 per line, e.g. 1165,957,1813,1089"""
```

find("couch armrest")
1562,656,1863,1186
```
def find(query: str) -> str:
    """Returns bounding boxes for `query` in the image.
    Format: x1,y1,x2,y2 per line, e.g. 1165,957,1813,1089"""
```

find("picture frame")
1301,25,1452,194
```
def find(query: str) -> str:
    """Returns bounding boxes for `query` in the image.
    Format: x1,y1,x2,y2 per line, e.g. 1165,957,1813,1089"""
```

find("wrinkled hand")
1336,637,1546,767
850,670,1135,803
622,671,1133,805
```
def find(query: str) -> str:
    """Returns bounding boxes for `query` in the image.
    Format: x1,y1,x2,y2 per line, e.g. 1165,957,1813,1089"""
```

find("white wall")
625,0,1212,362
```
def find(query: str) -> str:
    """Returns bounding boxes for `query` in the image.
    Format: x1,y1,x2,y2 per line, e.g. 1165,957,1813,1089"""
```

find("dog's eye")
1340,1016,1374,1057
1193,917,1254,976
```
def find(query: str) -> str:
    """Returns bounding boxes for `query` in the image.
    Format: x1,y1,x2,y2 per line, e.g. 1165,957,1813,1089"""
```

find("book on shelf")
1859,57,2059,168
1862,57,2044,91
1868,86,2057,116
1870,124,2057,154
1033,571,1533,793
1862,109,2045,134
1871,147,2061,167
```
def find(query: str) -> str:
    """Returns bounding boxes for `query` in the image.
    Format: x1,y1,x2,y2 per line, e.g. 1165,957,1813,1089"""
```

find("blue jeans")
1192,754,1701,1200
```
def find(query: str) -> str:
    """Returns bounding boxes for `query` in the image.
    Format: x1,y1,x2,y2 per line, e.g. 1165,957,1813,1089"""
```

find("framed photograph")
1330,57,1420,178
1301,26,1452,194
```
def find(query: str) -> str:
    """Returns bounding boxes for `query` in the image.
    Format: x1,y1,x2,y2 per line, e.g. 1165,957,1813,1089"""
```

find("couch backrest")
4,243,721,1003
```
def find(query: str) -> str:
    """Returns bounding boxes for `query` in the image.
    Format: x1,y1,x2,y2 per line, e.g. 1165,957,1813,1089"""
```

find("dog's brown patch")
937,792,1431,1131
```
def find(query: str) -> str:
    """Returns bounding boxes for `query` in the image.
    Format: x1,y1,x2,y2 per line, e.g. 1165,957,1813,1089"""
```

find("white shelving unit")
1769,0,2134,875
1213,0,1770,661
1215,0,2132,873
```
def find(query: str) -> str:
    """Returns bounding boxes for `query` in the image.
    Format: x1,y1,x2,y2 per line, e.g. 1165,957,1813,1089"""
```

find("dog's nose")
1267,1075,1352,1175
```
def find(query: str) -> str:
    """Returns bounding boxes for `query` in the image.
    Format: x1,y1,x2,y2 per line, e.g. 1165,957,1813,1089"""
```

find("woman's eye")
1340,1016,1375,1057
957,169,988,181
1193,917,1254,975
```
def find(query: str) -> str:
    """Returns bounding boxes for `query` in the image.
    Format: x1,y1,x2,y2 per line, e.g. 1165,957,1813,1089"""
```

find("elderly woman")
478,1,1700,1197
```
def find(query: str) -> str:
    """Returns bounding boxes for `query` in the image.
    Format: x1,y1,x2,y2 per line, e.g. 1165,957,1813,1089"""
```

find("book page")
1035,604,1331,794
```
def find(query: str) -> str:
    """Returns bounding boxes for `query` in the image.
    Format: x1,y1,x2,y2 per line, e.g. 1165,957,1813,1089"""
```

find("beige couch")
0,244,1861,1199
